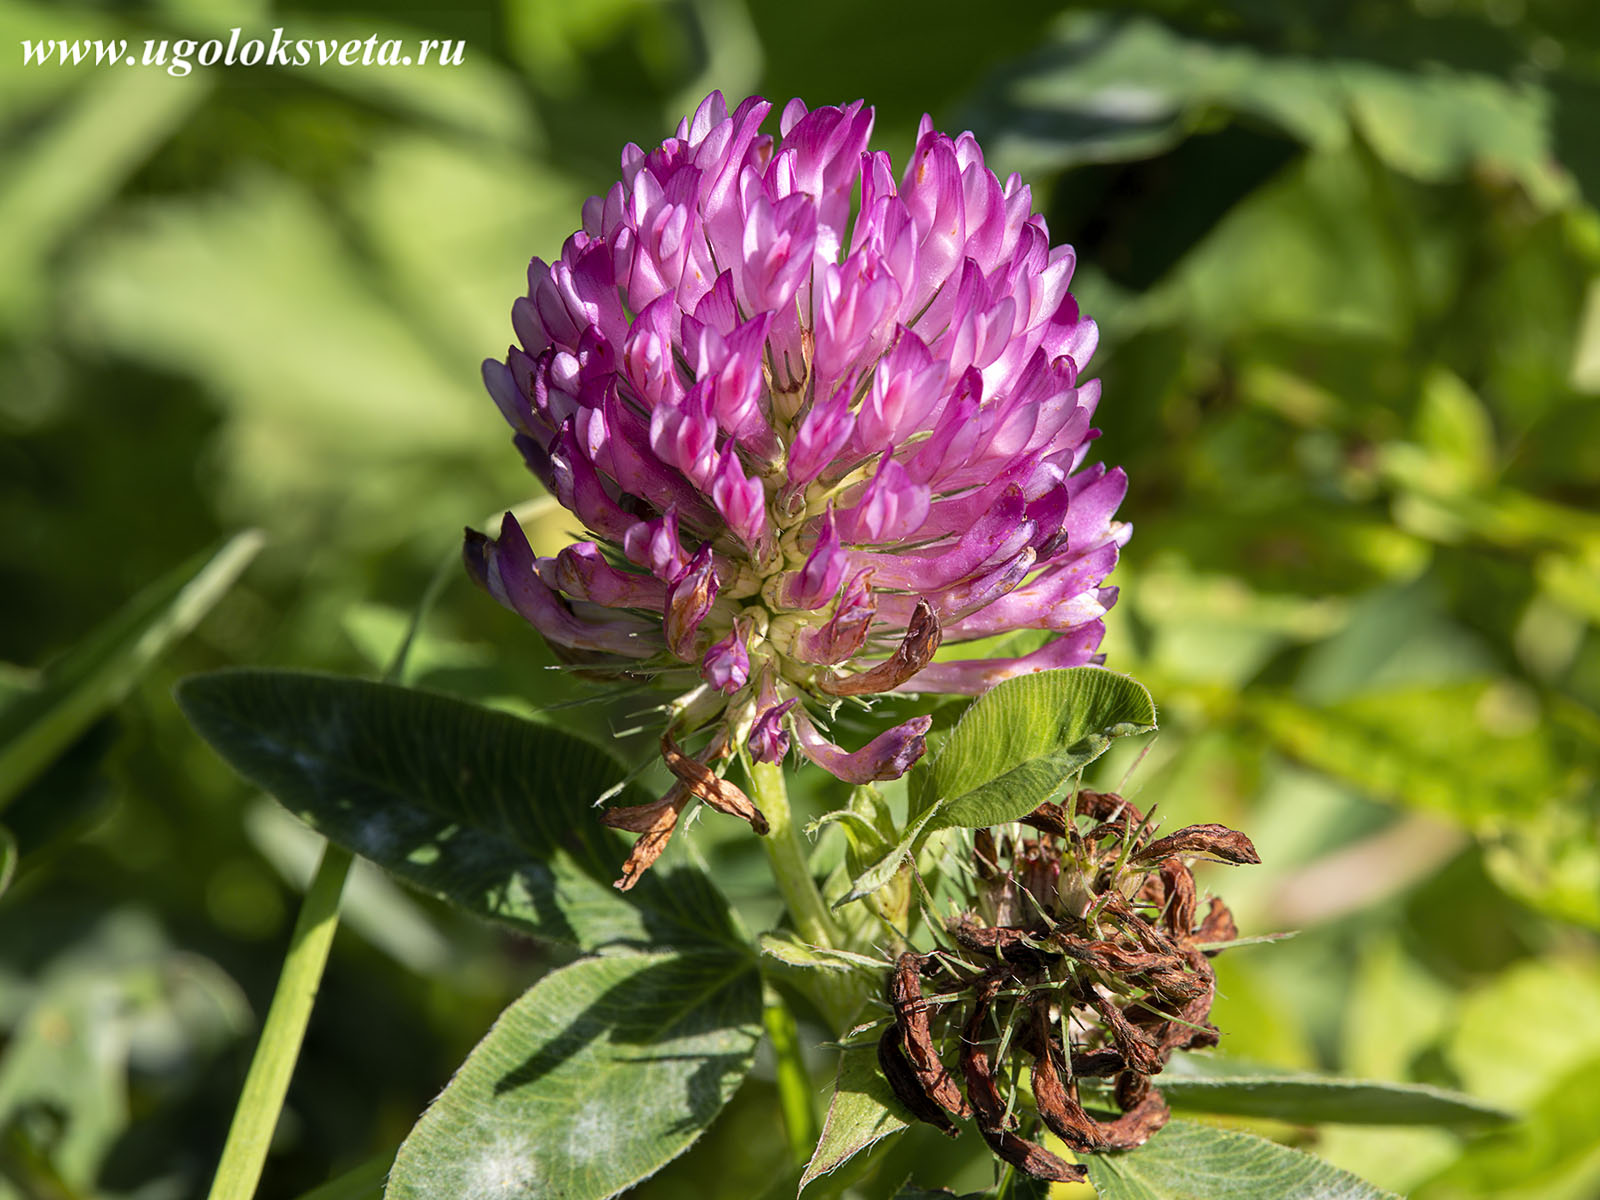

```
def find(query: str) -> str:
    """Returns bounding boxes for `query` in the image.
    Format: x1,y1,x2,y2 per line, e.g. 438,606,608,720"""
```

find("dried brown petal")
1133,823,1260,866
1102,895,1181,958
947,915,1056,970
976,1125,1087,1183
598,785,688,834
877,1026,960,1137
1070,1048,1127,1078
1087,987,1164,1076
1091,1090,1171,1150
1027,1008,1109,1154
1154,947,1221,1056
660,732,769,835
1195,896,1239,946
1090,937,1177,975
1075,789,1145,826
602,781,692,891
959,975,1008,1124
817,599,942,696
1114,1069,1151,1111
1020,801,1069,838
974,829,1001,880
889,953,970,1118
960,982,1085,1180
1158,858,1197,939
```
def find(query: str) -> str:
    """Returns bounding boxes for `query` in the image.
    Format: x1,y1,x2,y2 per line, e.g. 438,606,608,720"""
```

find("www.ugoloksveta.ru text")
19,28,466,77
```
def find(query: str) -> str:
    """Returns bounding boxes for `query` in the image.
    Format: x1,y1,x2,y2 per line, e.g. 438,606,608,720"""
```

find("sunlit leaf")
800,1041,910,1194
385,950,762,1200
1154,1057,1511,1127
918,668,1156,831
1083,1119,1400,1200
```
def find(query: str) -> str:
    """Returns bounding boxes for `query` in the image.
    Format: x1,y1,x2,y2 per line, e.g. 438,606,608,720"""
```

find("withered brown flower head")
877,790,1259,1182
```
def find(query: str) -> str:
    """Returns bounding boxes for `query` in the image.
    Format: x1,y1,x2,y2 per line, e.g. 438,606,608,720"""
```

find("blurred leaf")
1082,1118,1400,1200
0,67,208,330
1446,957,1600,1113
293,1151,391,1200
176,669,739,952
0,975,125,1189
1151,148,1413,342
1410,1055,1600,1200
800,1041,908,1194
918,668,1156,831
0,717,118,867
0,531,261,811
385,950,762,1200
1570,276,1600,393
968,13,1567,206
1414,370,1497,489
236,17,540,148
1154,1057,1510,1127
1250,680,1567,824
1480,799,1600,932
1132,557,1347,687
0,826,14,899
353,132,586,361
70,176,487,456
0,909,248,1192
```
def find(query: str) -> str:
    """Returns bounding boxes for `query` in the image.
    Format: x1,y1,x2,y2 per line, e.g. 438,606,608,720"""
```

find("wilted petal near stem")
466,517,656,658
897,620,1105,695
791,710,932,783
818,600,941,695
663,546,717,660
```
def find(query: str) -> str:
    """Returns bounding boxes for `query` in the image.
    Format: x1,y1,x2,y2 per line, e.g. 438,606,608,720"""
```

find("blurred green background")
3,0,1599,1197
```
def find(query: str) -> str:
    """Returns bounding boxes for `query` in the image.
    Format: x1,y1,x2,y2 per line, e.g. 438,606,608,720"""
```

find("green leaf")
758,933,886,974
800,1042,912,1193
1409,1054,1600,1200
385,950,762,1200
965,13,1566,206
1250,680,1566,824
832,802,941,909
1083,1118,1402,1200
0,530,262,811
922,668,1156,831
0,824,15,898
176,669,738,952
1155,1058,1511,1128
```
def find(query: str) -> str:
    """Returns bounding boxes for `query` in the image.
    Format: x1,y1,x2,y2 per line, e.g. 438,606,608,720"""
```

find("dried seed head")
872,793,1259,1182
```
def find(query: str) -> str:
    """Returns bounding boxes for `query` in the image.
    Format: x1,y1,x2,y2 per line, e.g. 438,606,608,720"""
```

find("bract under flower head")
468,92,1129,880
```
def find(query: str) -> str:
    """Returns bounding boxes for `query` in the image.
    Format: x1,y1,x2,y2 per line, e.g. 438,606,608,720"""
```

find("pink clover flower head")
467,92,1129,885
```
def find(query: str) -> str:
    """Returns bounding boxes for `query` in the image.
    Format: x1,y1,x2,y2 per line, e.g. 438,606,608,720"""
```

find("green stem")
207,843,352,1200
748,759,839,950
763,986,820,1164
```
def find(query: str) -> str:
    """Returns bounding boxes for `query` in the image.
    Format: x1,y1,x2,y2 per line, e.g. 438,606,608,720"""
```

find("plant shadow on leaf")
175,669,741,955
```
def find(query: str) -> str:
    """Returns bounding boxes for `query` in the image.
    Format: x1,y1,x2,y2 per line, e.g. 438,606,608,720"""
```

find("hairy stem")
764,986,820,1163
748,759,839,950
207,843,352,1200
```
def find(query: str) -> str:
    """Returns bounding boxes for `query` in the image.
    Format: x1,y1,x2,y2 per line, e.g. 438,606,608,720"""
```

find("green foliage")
915,667,1157,830
176,670,738,953
1082,1119,1402,1200
0,531,260,811
385,951,762,1200
800,1041,908,1193
1154,1060,1511,1128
